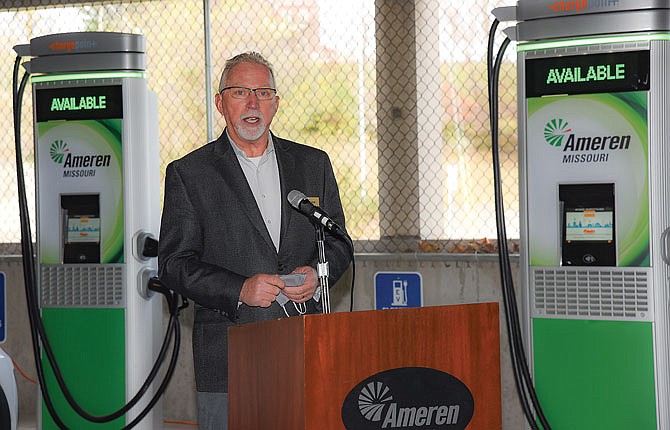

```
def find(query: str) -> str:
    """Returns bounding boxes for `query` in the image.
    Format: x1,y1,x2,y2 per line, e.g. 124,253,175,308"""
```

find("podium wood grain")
228,302,501,429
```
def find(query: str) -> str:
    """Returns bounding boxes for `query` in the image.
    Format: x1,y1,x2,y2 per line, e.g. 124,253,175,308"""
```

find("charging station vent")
40,264,125,308
531,267,651,321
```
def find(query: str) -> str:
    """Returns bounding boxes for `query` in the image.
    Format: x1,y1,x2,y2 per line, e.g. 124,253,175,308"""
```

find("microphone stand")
315,225,331,314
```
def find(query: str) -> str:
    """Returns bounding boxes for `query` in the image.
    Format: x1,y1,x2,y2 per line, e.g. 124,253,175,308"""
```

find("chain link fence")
0,0,518,256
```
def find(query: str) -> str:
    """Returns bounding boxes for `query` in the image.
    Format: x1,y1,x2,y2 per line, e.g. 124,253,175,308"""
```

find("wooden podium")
228,302,501,429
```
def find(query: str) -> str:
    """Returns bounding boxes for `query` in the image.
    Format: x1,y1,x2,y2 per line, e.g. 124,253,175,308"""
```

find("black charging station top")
14,32,146,74
509,0,670,43
516,0,669,22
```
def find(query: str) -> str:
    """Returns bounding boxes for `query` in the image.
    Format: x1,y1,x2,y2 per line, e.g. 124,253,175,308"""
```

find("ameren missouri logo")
543,118,631,164
341,367,474,429
50,140,111,178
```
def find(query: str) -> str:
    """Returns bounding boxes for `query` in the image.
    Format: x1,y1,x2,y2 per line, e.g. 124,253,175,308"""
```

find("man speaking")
158,52,352,429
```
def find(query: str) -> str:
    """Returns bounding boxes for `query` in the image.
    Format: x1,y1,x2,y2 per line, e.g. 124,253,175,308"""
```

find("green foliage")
283,63,360,136
440,61,518,154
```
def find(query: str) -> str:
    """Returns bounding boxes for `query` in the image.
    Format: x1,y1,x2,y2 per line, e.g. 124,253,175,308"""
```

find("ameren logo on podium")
341,367,474,430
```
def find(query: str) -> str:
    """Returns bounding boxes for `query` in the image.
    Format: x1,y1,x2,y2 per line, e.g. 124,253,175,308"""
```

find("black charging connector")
142,236,159,259
147,276,189,317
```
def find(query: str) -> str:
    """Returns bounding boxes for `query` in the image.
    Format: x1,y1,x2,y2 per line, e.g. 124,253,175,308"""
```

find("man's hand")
239,274,284,307
282,266,318,304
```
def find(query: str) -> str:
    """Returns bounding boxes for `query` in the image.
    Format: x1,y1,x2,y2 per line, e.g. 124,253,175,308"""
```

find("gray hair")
218,52,276,92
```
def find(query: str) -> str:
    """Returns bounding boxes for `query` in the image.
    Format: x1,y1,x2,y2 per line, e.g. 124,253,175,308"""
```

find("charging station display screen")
66,217,101,243
526,50,650,97
565,208,613,242
61,194,102,263
560,184,616,266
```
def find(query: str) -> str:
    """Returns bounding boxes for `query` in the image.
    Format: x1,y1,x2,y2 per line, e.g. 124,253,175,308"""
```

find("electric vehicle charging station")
14,32,162,429
494,1,670,429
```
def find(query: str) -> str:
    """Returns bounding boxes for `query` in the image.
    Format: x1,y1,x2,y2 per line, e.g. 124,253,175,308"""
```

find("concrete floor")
18,419,197,429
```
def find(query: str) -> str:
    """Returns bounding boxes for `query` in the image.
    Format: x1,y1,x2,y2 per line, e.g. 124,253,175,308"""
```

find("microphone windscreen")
287,189,307,209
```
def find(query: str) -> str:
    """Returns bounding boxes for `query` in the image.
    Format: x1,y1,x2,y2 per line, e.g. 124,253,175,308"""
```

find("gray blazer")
158,130,351,392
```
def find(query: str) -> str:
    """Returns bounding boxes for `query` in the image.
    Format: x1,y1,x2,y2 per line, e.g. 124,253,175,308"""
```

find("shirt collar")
227,130,275,160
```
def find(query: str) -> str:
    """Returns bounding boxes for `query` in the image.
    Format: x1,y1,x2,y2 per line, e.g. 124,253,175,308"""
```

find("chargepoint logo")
48,39,97,53
49,140,112,178
341,367,474,429
548,0,587,13
547,1,619,14
543,118,631,164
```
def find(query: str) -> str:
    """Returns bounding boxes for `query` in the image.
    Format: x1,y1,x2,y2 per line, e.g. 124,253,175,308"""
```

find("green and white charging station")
498,1,670,428
17,32,161,429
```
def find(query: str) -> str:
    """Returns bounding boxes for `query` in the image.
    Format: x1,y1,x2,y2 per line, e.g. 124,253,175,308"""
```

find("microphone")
287,189,345,235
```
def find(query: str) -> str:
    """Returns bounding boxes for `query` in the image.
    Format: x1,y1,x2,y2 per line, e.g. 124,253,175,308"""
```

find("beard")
234,111,267,142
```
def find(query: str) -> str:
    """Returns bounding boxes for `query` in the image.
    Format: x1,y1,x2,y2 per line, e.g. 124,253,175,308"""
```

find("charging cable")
487,18,552,430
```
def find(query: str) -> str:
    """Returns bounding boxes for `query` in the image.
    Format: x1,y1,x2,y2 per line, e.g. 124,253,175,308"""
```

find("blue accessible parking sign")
374,272,422,310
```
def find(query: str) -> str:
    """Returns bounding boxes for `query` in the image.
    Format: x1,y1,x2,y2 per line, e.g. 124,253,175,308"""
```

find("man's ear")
214,92,225,116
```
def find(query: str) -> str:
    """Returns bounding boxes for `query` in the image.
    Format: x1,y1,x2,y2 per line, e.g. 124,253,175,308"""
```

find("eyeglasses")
220,86,277,100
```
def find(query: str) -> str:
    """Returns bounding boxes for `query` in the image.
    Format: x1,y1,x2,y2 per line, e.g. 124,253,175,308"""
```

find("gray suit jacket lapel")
212,132,276,251
275,134,299,255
